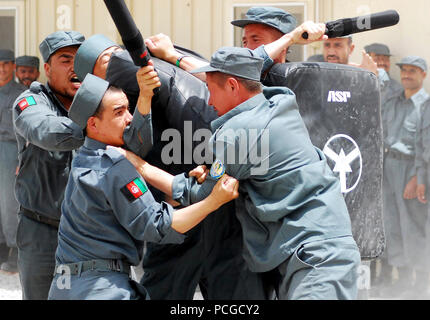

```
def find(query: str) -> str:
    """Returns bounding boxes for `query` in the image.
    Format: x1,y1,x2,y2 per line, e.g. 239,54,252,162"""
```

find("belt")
384,148,414,161
20,208,60,229
54,259,131,276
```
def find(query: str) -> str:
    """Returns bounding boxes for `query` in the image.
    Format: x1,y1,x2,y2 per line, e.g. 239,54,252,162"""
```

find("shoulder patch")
210,159,226,180
16,96,37,114
121,178,148,202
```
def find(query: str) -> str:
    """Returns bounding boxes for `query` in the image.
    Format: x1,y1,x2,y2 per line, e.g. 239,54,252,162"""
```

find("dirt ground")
1,266,425,301
0,268,203,300
0,271,21,300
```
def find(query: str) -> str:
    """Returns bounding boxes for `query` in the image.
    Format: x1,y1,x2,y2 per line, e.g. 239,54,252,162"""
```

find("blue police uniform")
382,87,429,280
13,70,152,302
173,85,361,300
48,138,185,300
0,76,26,264
378,68,403,108
0,70,26,272
414,97,430,292
104,46,272,300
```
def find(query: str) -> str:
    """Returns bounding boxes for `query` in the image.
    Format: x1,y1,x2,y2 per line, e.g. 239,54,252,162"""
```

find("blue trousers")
49,270,146,300
0,141,19,247
17,215,58,300
262,236,361,300
383,157,429,270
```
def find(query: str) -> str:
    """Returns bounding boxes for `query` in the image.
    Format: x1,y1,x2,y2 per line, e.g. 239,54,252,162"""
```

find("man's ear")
227,77,240,93
86,116,98,134
44,63,50,78
349,43,355,56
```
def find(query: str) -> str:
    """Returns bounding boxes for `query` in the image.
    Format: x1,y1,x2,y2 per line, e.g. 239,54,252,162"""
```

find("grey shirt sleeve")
103,157,186,245
13,93,84,152
415,110,427,185
123,108,153,158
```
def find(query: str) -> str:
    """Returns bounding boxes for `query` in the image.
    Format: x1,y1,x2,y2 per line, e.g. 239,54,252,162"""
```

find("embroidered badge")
121,178,148,202
18,96,37,111
210,159,226,180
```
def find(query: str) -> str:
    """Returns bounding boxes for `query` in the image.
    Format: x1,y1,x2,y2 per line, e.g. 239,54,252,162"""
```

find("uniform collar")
45,82,69,113
84,137,108,150
210,93,267,132
411,88,429,108
0,78,16,91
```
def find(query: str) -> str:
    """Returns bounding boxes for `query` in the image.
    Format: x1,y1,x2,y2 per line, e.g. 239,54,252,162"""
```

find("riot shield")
263,62,385,260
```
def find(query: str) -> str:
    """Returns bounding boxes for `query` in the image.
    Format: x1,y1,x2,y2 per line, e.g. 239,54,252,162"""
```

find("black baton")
302,10,400,39
104,0,150,67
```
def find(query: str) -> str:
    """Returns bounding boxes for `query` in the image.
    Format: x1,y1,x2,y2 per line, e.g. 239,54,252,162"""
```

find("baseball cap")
16,56,40,69
0,49,15,62
190,47,264,81
364,43,391,56
231,6,297,34
69,74,109,129
396,56,427,72
39,31,85,63
74,34,118,81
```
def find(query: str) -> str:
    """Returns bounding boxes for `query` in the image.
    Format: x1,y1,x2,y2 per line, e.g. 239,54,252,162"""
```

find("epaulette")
29,82,44,94
102,147,126,165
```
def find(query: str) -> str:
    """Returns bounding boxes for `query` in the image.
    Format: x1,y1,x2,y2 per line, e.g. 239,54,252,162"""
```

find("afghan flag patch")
121,178,148,202
16,96,37,114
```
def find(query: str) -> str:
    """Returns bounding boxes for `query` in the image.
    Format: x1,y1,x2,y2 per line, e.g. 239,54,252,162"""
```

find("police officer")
364,43,403,292
323,36,378,74
230,6,297,63
381,56,429,298
15,55,40,87
13,31,154,300
125,45,361,300
364,43,403,104
147,6,297,78
48,70,239,300
74,34,122,82
79,34,266,300
414,96,430,299
110,21,325,300
0,49,26,273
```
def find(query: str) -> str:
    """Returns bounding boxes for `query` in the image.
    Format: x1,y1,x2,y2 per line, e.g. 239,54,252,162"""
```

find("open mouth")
70,76,81,88
71,76,80,83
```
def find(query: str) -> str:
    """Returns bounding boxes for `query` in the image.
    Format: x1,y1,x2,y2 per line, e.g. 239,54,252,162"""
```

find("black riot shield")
263,62,385,260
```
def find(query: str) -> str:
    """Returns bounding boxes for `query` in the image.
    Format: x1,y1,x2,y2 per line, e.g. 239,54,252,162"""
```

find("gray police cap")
191,47,264,81
74,34,118,81
69,74,109,129
396,56,428,72
231,6,297,34
307,54,324,62
39,31,85,63
364,43,391,56
16,55,40,69
0,49,15,62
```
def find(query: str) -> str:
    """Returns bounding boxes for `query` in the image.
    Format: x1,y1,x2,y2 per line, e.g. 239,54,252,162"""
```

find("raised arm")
123,60,161,158
145,22,327,82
